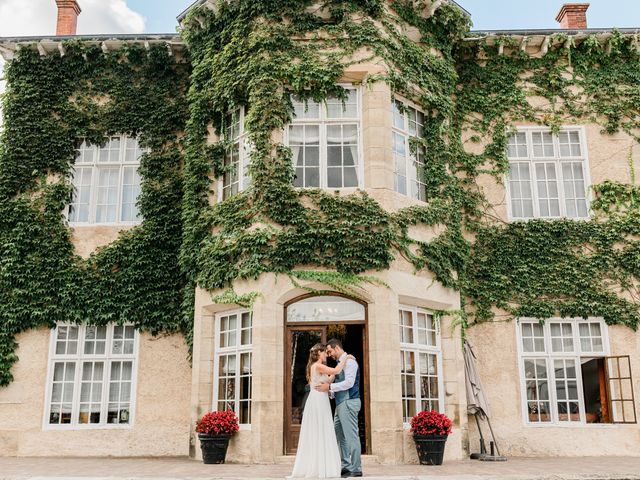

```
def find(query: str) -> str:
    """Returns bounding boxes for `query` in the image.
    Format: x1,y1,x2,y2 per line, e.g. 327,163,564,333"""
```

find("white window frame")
392,96,427,202
516,317,613,427
42,323,140,431
212,309,253,430
67,136,145,226
217,107,251,201
285,85,364,190
399,305,444,428
506,126,592,221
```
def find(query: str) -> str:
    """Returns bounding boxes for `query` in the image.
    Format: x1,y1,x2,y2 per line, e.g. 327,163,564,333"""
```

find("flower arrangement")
196,409,240,436
410,410,452,436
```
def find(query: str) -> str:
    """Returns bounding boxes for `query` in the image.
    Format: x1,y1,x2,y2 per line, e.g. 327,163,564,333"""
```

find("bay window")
220,107,251,199
287,87,362,189
393,98,427,201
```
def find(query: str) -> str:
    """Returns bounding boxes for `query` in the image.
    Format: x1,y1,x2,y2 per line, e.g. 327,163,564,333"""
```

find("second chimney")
56,0,82,36
555,3,590,30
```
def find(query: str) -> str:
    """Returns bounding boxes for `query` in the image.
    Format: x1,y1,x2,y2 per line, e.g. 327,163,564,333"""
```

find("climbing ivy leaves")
0,43,189,385
1,0,639,387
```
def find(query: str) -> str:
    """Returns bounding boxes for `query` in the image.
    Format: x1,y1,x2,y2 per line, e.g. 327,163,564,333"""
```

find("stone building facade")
0,0,638,464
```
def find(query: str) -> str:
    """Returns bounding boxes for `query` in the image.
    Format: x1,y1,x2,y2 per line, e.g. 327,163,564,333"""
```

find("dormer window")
287,87,362,189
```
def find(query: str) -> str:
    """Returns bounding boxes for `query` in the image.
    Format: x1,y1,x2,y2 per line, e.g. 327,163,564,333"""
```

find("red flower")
410,410,452,436
196,409,240,436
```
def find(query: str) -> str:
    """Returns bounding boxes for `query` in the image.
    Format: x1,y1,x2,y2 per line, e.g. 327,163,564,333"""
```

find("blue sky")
129,0,640,33
456,0,640,31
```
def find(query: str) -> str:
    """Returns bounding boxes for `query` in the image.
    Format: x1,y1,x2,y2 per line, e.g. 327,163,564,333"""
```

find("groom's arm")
329,359,358,393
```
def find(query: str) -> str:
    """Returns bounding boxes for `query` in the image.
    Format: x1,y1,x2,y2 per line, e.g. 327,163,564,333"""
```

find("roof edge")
0,34,181,43
176,0,472,23
467,27,640,38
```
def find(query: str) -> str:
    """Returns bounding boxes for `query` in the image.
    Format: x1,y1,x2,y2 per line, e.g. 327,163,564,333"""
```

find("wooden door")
284,326,327,454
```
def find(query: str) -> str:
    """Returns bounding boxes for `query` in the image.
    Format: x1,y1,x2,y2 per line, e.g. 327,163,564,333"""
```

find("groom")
315,338,362,478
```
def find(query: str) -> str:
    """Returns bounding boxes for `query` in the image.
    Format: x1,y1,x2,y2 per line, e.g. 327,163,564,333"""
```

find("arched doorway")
283,293,370,455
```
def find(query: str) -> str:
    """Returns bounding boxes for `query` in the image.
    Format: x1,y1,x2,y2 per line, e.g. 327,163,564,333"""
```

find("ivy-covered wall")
0,43,190,385
1,0,639,387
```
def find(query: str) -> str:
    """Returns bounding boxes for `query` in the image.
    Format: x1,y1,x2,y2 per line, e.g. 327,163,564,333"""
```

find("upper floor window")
69,136,144,225
393,99,426,201
517,318,636,425
507,128,590,220
287,87,362,189
220,107,250,200
45,323,138,429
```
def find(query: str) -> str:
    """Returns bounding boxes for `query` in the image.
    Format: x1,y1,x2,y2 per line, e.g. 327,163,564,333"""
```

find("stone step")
276,455,381,465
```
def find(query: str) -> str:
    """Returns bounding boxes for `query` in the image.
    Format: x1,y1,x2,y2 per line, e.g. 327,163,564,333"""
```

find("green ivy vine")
1,0,639,386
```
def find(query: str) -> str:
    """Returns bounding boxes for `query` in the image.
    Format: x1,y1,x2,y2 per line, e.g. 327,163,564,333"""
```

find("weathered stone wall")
0,329,192,456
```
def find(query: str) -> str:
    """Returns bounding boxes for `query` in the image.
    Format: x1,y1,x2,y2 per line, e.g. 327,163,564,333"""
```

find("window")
288,87,361,189
517,318,637,425
45,324,138,428
399,306,442,423
69,137,144,224
506,129,590,220
214,310,253,426
393,99,426,201
220,107,251,199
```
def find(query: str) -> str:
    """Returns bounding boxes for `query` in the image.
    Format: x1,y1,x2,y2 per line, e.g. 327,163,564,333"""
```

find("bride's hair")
306,343,326,383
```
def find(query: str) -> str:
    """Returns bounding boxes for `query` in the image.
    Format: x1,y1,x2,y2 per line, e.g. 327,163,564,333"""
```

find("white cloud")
0,0,145,37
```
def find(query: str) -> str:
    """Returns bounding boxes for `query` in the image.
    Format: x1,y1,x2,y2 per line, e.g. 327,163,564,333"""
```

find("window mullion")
236,317,242,412
117,165,124,224
544,356,558,425
524,132,536,218
574,353,587,424
45,327,57,427
530,160,542,219
405,134,411,198
321,123,327,189
70,325,84,428
555,156,564,217
101,324,113,426
99,358,110,426
90,161,98,224
414,347,421,413
236,352,241,414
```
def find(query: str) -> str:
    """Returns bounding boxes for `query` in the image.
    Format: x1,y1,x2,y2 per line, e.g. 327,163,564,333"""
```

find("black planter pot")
413,434,448,465
198,433,231,464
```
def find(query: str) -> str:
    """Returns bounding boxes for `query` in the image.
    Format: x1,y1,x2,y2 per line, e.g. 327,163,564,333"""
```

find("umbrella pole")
478,415,507,462
470,413,487,459
485,416,501,457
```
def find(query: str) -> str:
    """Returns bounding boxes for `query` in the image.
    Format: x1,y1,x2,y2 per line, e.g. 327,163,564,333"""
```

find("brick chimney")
55,0,82,36
555,3,590,30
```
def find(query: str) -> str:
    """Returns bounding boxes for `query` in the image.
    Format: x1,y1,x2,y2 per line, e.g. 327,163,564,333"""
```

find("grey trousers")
334,398,362,473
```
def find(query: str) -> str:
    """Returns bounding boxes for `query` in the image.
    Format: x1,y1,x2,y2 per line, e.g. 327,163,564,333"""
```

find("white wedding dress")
289,365,341,478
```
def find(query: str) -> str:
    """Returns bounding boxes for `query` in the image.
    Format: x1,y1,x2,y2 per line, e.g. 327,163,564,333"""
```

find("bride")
289,343,353,478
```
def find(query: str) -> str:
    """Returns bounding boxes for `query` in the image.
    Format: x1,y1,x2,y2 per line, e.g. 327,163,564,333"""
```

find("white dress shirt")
330,352,358,394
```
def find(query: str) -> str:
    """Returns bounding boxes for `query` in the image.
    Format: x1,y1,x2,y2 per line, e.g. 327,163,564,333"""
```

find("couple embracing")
289,339,363,479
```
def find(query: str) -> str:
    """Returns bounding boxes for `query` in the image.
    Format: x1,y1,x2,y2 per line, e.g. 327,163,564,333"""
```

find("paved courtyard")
1,456,640,480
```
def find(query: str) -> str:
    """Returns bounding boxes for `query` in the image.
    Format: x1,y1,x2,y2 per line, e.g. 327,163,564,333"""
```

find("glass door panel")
285,327,326,454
